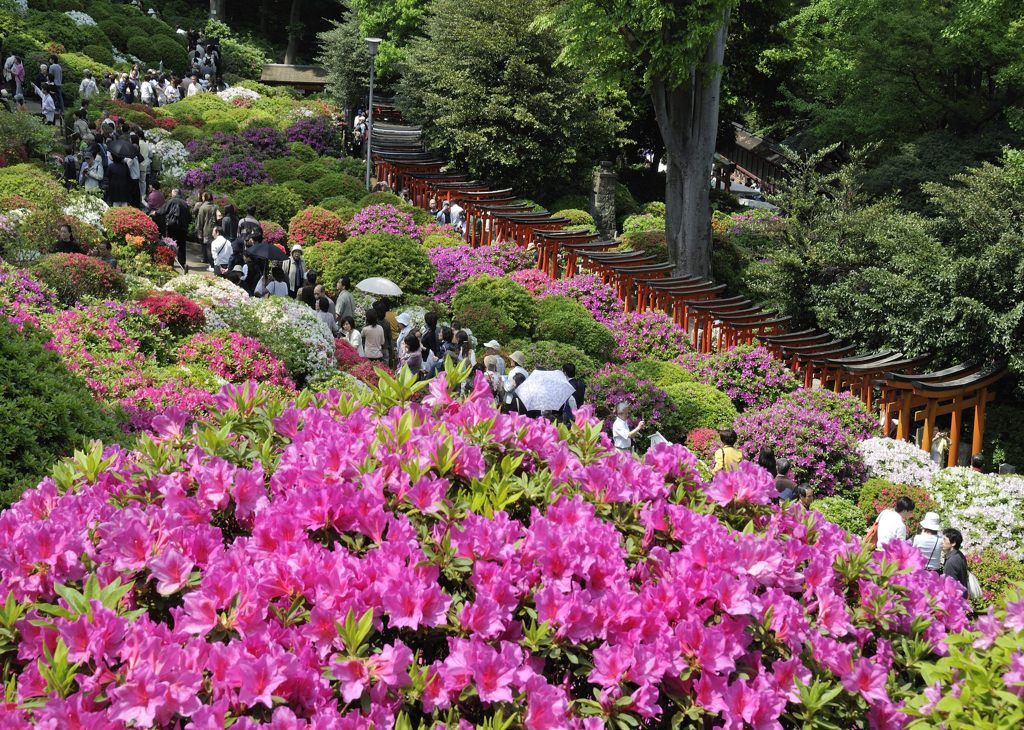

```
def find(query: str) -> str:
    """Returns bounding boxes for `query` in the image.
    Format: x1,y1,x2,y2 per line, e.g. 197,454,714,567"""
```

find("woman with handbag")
911,512,943,572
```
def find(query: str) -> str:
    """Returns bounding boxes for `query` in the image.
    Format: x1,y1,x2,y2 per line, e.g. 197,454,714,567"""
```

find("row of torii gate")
371,124,1006,467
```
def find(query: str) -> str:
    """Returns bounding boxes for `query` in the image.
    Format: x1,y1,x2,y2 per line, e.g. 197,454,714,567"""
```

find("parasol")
515,370,575,413
356,277,403,297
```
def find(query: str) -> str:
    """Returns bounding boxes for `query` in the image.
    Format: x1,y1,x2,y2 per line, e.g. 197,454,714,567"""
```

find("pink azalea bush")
734,398,868,497
177,332,295,389
345,204,419,241
679,345,798,411
118,380,218,433
508,267,552,294
0,261,56,331
614,310,691,362
0,374,974,728
428,242,536,305
540,274,621,325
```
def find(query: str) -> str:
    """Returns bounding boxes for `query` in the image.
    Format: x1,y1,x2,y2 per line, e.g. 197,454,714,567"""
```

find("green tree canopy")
396,0,624,202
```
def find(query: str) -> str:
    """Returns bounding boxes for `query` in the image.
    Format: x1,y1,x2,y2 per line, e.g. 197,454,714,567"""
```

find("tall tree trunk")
283,0,304,65
209,0,227,20
259,0,272,36
651,11,730,279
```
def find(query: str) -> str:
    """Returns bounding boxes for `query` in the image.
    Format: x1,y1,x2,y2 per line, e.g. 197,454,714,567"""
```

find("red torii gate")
533,229,600,278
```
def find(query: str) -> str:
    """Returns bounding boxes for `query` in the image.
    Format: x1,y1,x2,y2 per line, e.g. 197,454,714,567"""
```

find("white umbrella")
515,370,575,413
356,277,403,297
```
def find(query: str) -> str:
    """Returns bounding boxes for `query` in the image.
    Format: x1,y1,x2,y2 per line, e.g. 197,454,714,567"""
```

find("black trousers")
168,226,187,269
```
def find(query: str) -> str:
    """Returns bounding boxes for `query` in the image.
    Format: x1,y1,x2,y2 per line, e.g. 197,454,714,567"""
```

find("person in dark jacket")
105,157,132,207
220,204,238,241
53,224,80,254
158,188,192,271
561,362,585,423
942,528,969,598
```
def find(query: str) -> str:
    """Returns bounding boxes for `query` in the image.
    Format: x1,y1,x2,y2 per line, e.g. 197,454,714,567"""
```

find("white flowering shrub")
217,86,260,103
929,468,1024,559
64,10,97,26
858,437,939,486
151,137,188,180
162,273,249,306
63,193,108,230
212,296,336,385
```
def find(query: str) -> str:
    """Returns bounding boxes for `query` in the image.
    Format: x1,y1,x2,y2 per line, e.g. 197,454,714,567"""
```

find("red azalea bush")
102,206,160,244
0,375,975,728
288,206,348,246
138,291,206,336
686,426,723,461
349,360,393,387
31,253,127,306
335,337,364,370
177,331,295,389
508,267,552,294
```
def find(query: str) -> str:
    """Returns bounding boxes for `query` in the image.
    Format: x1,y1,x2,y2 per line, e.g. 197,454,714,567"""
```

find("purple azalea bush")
735,398,867,497
0,262,56,331
614,311,690,362
208,157,270,186
588,364,676,443
285,116,341,155
679,346,798,411
429,242,536,305
346,205,419,241
540,274,621,326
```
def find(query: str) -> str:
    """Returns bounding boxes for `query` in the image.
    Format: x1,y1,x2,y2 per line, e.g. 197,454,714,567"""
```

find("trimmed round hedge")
534,295,616,362
627,359,695,388
313,173,365,202
231,184,305,228
506,339,598,379
451,275,537,346
334,233,435,295
661,382,738,443
0,320,121,507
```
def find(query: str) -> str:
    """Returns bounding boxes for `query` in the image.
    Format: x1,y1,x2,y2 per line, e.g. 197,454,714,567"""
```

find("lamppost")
364,37,382,191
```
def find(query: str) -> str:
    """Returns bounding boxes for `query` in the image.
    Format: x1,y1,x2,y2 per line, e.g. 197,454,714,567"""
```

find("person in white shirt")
83,152,104,190
611,402,644,453
341,316,363,356
911,511,943,571
449,199,465,234
210,227,232,273
186,75,200,96
140,75,155,106
255,266,289,297
503,351,529,407
483,340,506,376
875,496,916,547
78,70,98,101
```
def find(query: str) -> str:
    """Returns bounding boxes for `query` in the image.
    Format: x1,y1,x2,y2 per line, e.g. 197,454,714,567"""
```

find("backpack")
238,218,263,243
164,200,183,229
863,520,879,550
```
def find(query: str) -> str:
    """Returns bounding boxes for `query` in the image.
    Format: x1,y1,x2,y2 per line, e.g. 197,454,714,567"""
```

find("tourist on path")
612,402,644,453
875,496,916,548
912,512,943,572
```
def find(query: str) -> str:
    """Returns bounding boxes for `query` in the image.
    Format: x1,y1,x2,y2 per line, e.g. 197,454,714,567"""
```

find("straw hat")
509,350,527,367
483,339,501,350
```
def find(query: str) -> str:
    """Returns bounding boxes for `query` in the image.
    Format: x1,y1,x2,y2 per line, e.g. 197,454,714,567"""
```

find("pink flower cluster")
345,205,419,241
177,331,295,389
118,381,218,433
429,242,536,304
508,268,552,294
0,375,972,728
539,274,621,326
0,262,56,331
614,310,690,362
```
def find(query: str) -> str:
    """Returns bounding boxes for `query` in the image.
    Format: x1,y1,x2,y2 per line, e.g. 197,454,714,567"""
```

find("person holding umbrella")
245,238,289,296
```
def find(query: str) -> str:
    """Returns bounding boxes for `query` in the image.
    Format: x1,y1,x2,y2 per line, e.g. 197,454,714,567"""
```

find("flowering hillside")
0,367,977,728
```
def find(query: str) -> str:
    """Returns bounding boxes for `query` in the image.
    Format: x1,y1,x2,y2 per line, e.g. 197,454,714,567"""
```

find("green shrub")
549,194,590,213
294,161,330,183
812,496,867,535
336,157,366,178
127,35,187,71
358,191,403,208
98,17,130,50
553,208,595,230
984,403,1024,471
169,124,203,143
289,141,318,161
627,359,695,388
505,339,598,378
615,183,640,223
619,230,668,262
80,43,114,66
313,173,365,202
403,205,434,227
301,240,346,291
231,184,305,228
642,201,666,217
856,478,938,537
282,180,315,203
423,231,464,249
3,32,44,57
0,111,60,162
336,233,435,295
622,213,665,235
264,157,301,183
0,164,66,208
452,275,537,345
0,321,122,506
318,198,360,220
660,382,738,443
534,295,616,362
26,9,108,52
221,35,269,80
